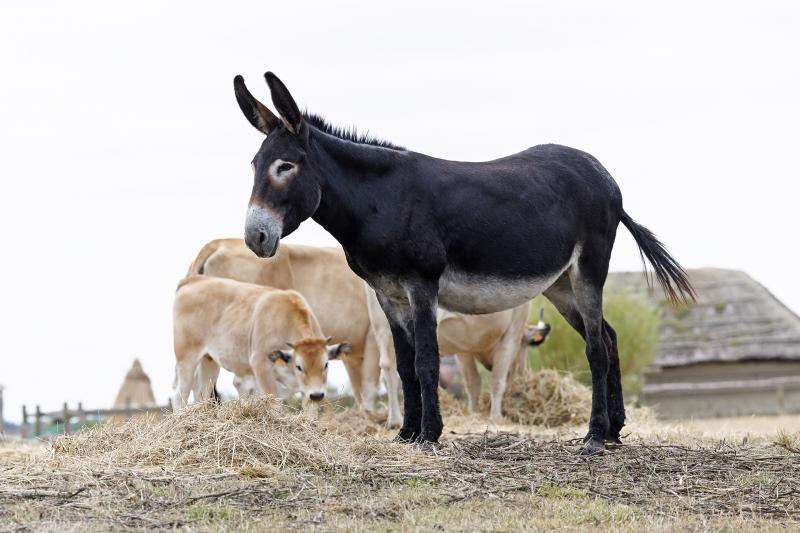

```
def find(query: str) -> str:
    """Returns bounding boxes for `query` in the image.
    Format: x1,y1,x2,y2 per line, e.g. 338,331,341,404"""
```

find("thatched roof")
606,269,800,368
113,359,156,408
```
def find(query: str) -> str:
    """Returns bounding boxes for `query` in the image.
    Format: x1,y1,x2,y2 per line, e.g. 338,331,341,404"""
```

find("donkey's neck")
309,129,406,248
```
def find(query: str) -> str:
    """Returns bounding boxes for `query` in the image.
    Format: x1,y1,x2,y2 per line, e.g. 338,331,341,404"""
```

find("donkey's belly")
438,247,579,314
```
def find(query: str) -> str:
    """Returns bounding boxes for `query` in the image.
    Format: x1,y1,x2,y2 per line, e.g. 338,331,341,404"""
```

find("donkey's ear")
234,75,280,135
264,72,303,134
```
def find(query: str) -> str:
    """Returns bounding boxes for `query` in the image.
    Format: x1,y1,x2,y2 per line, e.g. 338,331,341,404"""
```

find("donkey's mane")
303,112,404,151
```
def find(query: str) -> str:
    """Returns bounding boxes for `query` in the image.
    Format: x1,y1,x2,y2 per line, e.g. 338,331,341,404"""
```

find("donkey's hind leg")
602,321,625,443
543,266,622,454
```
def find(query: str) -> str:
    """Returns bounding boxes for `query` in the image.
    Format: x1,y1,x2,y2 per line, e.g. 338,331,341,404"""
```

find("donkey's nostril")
258,231,267,244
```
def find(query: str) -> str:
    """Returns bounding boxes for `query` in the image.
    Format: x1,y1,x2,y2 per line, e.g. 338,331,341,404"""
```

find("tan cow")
366,287,546,422
188,239,381,411
173,275,351,416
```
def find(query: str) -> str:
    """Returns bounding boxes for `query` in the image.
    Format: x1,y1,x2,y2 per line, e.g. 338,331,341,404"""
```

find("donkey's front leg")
406,281,443,444
376,294,422,442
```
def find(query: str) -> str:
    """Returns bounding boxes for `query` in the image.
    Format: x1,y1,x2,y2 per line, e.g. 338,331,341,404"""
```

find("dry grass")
2,395,799,531
483,369,592,427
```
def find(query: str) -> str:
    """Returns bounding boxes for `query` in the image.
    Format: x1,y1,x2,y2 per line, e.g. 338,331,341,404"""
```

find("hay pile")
319,405,388,436
50,397,434,477
438,387,468,417
482,369,591,427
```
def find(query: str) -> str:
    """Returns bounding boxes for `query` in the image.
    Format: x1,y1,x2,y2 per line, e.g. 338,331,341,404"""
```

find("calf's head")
234,72,320,258
269,337,351,405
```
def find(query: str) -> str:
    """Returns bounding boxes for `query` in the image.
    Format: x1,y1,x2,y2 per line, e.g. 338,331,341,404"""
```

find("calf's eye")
296,364,303,372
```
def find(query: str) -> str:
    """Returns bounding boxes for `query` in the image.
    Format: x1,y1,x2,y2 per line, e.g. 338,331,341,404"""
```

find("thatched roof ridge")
113,359,156,408
606,268,800,367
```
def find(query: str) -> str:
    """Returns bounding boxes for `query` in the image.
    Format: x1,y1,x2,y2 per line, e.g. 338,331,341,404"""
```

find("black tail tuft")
620,211,696,306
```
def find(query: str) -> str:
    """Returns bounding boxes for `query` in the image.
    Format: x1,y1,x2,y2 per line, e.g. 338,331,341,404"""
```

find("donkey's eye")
277,162,294,174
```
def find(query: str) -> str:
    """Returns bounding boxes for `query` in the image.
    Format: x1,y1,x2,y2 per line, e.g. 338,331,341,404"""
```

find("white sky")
1,1,798,424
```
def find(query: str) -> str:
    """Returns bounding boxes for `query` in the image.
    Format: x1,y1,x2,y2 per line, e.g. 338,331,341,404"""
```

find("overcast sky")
1,1,798,424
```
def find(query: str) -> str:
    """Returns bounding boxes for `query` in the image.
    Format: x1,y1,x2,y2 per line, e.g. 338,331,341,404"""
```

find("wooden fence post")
35,405,42,437
21,405,28,439
77,402,86,429
62,402,70,435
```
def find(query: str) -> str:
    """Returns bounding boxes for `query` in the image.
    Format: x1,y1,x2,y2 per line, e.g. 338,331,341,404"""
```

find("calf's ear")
327,343,352,360
268,350,292,364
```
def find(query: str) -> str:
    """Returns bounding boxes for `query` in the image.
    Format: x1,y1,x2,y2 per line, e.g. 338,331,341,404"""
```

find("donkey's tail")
620,211,696,306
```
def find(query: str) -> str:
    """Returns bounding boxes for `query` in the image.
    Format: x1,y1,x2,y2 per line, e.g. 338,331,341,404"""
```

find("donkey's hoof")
393,428,419,444
579,438,606,455
413,438,441,455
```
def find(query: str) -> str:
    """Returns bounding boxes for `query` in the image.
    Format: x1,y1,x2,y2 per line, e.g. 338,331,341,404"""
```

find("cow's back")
193,239,370,347
173,275,269,376
283,245,371,346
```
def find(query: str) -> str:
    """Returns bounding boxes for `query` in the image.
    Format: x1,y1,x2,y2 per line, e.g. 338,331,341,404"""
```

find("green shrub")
527,289,660,396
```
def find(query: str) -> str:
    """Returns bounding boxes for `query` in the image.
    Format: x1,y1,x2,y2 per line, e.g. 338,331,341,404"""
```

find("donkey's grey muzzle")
245,206,283,258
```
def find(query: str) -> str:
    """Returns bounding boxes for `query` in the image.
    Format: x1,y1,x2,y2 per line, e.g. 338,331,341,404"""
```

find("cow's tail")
187,239,223,276
620,210,696,306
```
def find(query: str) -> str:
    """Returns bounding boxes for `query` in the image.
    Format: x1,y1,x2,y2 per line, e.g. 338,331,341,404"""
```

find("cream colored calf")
366,286,540,422
173,275,350,415
189,239,381,412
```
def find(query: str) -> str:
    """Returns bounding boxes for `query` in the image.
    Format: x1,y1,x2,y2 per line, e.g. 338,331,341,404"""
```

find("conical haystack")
113,359,156,408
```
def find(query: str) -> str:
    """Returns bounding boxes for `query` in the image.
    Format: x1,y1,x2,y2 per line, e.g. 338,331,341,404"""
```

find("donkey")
232,72,695,454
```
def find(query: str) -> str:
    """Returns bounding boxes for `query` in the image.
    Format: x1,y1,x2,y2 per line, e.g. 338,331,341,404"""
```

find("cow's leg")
360,332,381,414
249,352,280,398
488,324,525,419
455,354,481,414
379,337,403,429
365,285,403,428
193,355,220,403
343,350,365,407
509,343,528,377
173,355,200,409
405,281,443,444
375,293,421,442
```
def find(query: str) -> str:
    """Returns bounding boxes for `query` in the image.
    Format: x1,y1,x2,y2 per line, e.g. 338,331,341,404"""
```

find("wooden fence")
20,399,173,439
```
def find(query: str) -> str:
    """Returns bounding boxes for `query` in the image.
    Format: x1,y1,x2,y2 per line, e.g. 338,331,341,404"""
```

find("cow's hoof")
579,437,606,455
386,418,402,430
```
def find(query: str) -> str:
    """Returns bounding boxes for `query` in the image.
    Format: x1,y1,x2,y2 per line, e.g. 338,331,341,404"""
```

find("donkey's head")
234,73,319,258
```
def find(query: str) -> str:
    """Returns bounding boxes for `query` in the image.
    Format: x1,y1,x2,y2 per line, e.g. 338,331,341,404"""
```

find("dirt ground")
1,401,799,532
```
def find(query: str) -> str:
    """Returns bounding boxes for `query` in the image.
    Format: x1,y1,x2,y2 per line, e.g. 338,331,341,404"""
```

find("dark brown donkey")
233,72,694,454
